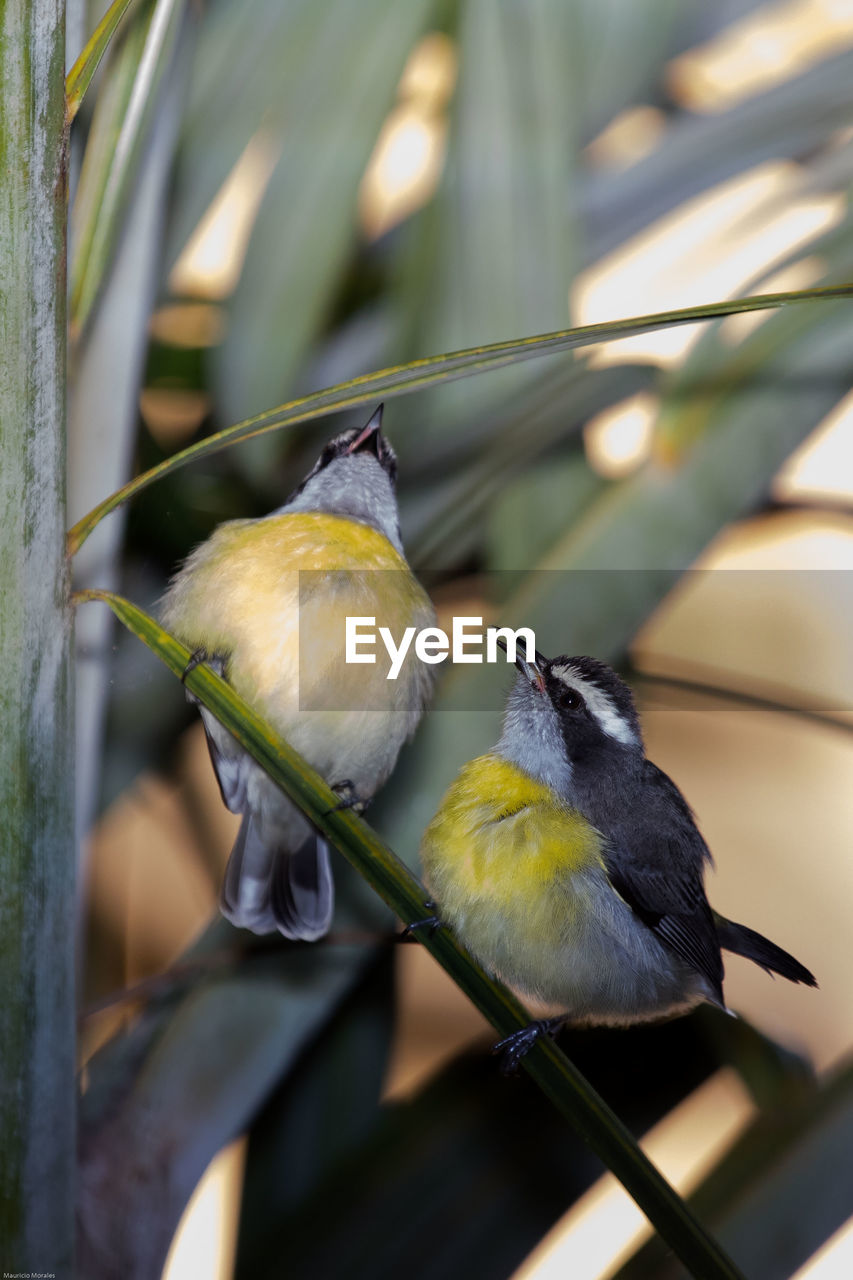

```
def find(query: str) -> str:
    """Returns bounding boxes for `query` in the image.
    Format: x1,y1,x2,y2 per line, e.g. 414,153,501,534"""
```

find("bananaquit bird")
420,647,816,1066
162,406,435,941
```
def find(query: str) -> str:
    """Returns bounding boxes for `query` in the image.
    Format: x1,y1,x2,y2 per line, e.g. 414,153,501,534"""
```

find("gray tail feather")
716,916,817,987
220,813,276,933
220,815,334,941
270,835,334,942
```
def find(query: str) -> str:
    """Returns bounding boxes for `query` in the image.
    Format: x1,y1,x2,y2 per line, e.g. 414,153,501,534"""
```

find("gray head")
496,649,643,796
280,405,403,552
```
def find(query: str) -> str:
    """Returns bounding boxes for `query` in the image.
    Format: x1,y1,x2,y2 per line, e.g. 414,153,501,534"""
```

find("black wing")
601,761,725,1005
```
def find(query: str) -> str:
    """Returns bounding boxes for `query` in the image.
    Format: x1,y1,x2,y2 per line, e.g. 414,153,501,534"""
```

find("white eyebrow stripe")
550,664,638,746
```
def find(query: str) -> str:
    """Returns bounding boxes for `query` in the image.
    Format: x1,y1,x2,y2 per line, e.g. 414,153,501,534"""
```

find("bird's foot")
325,779,370,817
493,1016,566,1075
181,648,229,700
400,901,442,940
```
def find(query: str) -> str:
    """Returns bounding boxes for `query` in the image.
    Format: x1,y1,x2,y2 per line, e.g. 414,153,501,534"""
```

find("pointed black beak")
347,404,384,456
495,634,547,691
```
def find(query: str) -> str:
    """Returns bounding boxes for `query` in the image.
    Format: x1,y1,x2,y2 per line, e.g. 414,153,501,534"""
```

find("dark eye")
558,686,584,712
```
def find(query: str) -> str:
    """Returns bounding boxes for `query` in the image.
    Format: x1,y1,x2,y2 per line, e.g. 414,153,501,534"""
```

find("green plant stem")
0,2,75,1269
66,282,853,556
65,0,134,123
78,588,746,1280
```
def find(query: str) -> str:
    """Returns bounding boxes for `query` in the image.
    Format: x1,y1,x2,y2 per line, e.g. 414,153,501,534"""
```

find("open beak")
495,635,546,692
347,403,384,455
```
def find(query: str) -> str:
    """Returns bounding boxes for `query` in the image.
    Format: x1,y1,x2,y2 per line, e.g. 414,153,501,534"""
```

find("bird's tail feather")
220,813,275,933
716,916,817,987
220,815,334,941
270,835,334,942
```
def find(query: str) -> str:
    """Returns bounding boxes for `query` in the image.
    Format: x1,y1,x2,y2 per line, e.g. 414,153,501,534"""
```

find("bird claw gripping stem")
324,779,370,818
492,1016,566,1075
400,901,442,940
181,647,228,685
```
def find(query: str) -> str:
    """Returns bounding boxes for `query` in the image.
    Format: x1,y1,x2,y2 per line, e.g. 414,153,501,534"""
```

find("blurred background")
70,0,853,1277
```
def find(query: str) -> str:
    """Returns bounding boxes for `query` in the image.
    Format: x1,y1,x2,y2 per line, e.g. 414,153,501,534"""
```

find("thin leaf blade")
66,0,135,124
66,283,853,554
69,0,185,335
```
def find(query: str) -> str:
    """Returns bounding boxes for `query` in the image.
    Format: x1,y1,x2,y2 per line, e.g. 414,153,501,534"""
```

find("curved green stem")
76,587,746,1280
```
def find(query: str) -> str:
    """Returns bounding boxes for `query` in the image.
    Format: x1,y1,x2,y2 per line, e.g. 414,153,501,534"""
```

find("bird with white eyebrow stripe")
418,647,816,1070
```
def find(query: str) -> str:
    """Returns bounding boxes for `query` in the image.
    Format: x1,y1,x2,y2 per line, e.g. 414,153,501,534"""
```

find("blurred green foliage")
70,0,853,1275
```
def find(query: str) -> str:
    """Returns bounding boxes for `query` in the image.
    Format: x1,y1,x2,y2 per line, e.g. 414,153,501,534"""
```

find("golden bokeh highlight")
358,33,457,240
669,0,853,113
169,131,281,301
139,387,212,447
162,1141,246,1280
585,105,666,172
513,1072,755,1280
583,391,657,478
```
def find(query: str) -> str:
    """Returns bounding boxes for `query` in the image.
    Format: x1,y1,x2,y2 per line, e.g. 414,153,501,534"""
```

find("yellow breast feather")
420,754,608,1005
161,512,433,716
421,754,603,913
